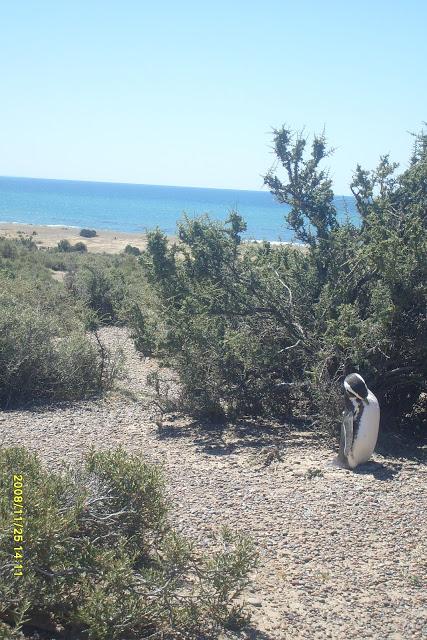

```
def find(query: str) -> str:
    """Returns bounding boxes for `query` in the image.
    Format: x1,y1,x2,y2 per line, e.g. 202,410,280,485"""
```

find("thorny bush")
136,127,427,433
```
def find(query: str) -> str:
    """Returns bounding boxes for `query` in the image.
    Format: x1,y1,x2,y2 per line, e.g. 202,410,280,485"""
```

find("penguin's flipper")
342,411,353,457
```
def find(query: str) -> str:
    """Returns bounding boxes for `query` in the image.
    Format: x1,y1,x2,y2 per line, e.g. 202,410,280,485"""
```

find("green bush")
57,239,88,253
268,127,427,429
0,447,256,639
80,228,97,238
64,253,149,327
57,238,72,252
124,244,141,256
135,128,427,431
0,242,121,407
0,239,18,260
0,238,147,329
0,291,118,408
139,216,314,418
65,259,125,324
73,241,87,252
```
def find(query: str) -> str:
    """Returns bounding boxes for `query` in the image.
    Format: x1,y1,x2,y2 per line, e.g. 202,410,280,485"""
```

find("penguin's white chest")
348,391,380,468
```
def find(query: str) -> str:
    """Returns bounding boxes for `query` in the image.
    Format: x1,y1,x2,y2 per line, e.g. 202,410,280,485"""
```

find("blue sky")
1,1,426,193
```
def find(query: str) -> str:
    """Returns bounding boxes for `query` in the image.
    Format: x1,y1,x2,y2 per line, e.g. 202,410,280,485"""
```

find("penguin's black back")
344,374,368,446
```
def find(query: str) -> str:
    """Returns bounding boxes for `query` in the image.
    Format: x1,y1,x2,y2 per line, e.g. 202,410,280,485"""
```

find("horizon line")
0,174,354,197
0,174,271,194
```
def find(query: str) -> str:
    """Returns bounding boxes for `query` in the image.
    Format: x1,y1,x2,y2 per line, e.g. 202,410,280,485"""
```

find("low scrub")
80,228,97,238
124,244,142,256
64,253,148,326
0,245,121,408
57,239,87,252
0,447,256,639
0,293,118,408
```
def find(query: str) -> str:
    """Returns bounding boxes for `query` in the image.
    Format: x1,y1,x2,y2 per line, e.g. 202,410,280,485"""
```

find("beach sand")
0,222,297,254
0,222,152,254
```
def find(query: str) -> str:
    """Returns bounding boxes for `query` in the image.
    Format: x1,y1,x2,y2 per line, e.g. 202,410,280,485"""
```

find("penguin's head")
344,373,369,404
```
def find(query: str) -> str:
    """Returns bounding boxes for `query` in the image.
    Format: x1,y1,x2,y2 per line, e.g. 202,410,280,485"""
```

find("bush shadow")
243,626,276,640
376,430,426,463
156,414,326,457
156,413,426,467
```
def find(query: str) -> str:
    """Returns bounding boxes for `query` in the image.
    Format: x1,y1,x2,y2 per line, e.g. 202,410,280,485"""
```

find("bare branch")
273,269,293,305
278,339,301,353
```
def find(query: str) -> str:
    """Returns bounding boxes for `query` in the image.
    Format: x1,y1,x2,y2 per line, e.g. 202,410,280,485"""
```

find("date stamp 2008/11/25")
12,474,24,577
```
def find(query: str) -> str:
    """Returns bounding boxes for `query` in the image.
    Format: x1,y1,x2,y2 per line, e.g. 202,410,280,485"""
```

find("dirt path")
1,328,426,640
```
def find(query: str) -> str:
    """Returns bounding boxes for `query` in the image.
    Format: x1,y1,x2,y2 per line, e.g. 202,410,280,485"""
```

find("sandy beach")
0,222,151,254
0,222,297,254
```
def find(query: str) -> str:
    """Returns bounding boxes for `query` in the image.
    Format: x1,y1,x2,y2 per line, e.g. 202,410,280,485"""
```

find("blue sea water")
0,176,358,242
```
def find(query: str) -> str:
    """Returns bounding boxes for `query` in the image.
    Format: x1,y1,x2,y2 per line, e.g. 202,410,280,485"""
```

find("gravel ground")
1,327,426,640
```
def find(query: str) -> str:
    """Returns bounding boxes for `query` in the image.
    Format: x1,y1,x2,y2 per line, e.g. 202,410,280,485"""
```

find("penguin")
336,373,380,469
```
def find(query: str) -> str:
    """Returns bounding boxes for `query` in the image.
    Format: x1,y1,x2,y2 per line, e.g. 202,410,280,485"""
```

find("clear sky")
1,1,426,193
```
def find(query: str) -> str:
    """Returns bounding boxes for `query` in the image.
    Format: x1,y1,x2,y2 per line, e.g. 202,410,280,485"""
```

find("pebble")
1,326,426,640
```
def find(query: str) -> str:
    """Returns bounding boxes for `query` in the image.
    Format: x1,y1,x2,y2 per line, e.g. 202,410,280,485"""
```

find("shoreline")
0,222,152,254
0,221,297,253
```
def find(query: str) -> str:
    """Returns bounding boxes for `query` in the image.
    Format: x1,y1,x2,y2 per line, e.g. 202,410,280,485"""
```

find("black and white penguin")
336,373,380,469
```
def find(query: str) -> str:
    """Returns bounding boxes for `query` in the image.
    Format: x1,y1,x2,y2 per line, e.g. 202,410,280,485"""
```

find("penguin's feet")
328,456,351,470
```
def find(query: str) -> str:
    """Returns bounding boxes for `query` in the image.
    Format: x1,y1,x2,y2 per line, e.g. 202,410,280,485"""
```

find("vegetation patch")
0,447,256,639
57,239,87,252
134,128,426,433
80,228,98,238
124,243,142,256
0,238,121,408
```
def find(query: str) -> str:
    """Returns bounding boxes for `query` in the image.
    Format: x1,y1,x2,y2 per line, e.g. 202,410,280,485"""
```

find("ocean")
0,176,358,242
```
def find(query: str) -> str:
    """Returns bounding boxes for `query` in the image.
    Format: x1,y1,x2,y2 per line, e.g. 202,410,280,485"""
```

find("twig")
94,329,105,388
278,339,301,352
273,269,293,304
